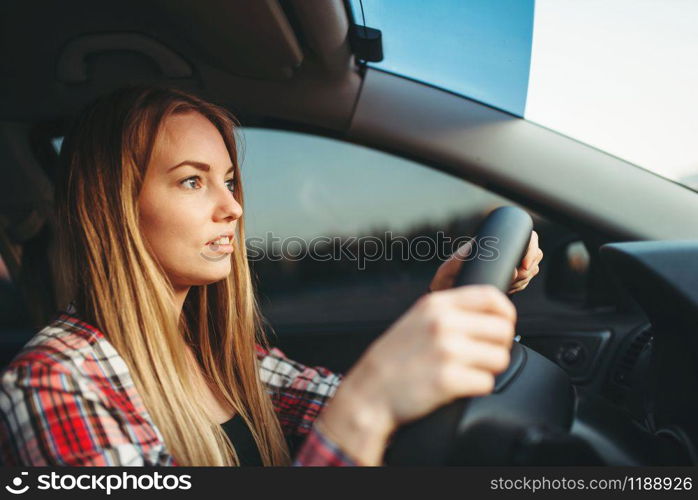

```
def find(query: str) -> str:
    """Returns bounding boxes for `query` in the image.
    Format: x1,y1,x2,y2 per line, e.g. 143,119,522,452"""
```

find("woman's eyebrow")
167,161,234,174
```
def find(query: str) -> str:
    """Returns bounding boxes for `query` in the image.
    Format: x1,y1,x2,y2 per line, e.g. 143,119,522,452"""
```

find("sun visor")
155,0,303,80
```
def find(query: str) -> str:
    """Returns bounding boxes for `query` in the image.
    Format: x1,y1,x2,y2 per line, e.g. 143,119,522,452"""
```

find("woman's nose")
212,185,243,222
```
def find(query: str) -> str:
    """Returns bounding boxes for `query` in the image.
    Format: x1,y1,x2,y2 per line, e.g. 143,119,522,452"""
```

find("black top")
220,415,263,466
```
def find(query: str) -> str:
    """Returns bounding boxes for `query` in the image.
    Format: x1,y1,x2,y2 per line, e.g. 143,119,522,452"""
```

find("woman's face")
138,111,243,290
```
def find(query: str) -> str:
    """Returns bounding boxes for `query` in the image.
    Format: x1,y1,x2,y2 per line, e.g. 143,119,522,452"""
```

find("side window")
240,128,513,328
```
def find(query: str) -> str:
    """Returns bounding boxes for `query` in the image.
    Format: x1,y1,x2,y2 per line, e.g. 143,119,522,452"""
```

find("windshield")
349,0,698,191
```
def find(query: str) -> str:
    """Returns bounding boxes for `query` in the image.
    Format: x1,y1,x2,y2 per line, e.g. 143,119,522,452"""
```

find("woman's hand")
428,231,543,295
508,231,543,294
316,285,517,465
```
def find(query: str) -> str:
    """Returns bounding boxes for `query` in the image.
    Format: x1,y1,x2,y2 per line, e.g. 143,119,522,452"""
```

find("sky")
349,0,698,186
349,0,535,116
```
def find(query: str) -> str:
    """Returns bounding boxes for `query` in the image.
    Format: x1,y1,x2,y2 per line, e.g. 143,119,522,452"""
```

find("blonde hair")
55,86,290,466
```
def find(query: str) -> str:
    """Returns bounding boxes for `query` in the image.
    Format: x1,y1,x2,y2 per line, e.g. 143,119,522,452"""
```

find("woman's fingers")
429,241,473,291
441,241,473,273
434,285,517,324
458,368,498,397
432,312,514,377
462,339,511,373
509,255,541,294
507,282,528,295
438,310,515,347
521,231,540,270
515,264,540,282
507,232,543,295
436,364,496,399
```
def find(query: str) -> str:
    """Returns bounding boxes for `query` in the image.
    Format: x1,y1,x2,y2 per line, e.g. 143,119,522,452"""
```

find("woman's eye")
225,179,235,193
180,176,202,190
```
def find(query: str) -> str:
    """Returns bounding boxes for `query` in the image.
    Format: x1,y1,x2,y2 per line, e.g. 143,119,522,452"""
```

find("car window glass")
349,0,698,191
240,128,513,327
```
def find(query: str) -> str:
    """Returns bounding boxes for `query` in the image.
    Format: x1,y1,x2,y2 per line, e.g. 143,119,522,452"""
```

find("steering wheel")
384,206,575,465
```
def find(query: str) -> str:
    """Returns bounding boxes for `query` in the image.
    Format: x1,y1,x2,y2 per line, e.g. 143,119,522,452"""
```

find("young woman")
0,87,542,466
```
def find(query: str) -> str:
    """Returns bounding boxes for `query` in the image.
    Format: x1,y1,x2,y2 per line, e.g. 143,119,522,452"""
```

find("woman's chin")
173,264,232,287
198,268,232,285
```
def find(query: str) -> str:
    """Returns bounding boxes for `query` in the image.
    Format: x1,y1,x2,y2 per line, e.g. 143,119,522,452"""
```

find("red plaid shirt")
0,307,356,466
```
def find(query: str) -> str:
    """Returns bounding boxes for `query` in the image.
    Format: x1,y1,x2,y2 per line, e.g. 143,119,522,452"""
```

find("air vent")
613,327,653,388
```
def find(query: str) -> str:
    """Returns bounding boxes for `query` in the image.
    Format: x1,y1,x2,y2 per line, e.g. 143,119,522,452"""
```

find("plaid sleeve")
0,361,152,466
256,345,356,466
292,425,356,466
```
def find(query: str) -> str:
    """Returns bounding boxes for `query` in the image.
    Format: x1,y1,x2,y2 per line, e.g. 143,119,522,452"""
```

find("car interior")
2,0,698,465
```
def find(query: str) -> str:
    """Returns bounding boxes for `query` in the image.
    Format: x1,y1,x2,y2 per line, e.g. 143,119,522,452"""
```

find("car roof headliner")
0,0,361,130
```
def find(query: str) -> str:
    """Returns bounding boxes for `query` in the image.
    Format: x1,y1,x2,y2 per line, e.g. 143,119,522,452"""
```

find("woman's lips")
206,235,233,245
205,242,234,254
